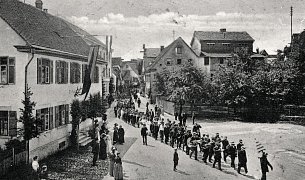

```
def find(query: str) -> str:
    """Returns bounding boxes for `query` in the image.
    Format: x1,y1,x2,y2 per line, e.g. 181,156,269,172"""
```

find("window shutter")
50,60,53,83
82,64,85,83
36,109,42,133
8,111,17,137
37,58,42,84
8,57,15,84
55,61,59,84
65,104,69,124
70,62,73,83
55,106,59,127
65,62,69,84
49,107,54,129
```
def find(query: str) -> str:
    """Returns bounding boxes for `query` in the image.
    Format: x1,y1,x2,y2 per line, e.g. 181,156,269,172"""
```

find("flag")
255,139,266,154
81,45,100,100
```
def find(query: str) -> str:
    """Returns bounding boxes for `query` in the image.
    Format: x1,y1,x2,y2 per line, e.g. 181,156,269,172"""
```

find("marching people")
227,141,237,169
114,105,118,118
164,122,170,144
221,136,229,162
260,152,273,180
182,113,187,127
118,125,125,144
208,140,215,163
99,133,108,160
154,105,158,115
192,123,202,137
201,142,210,164
173,148,179,171
189,133,199,160
237,147,248,174
213,143,222,170
114,152,124,180
159,120,165,143
153,120,159,140
141,124,148,145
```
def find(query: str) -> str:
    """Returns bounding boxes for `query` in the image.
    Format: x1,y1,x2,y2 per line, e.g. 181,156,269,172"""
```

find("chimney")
220,28,226,33
160,46,164,51
256,48,259,54
43,9,48,13
143,44,146,50
35,0,43,10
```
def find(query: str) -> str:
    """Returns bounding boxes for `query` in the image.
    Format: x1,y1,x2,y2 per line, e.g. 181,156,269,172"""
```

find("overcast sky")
26,0,305,60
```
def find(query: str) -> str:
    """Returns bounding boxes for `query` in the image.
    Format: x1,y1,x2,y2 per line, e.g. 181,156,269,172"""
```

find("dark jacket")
227,145,237,157
141,127,148,136
260,155,273,173
238,150,247,165
173,152,179,162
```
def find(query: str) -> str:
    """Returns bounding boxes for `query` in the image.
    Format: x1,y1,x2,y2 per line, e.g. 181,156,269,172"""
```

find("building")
145,37,199,102
0,0,111,159
191,28,254,75
121,60,140,86
111,57,124,94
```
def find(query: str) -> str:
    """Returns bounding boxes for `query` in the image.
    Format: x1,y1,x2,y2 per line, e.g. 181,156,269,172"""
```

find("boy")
173,148,179,171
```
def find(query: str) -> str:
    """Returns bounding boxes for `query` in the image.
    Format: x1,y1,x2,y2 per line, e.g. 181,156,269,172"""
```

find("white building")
0,0,111,159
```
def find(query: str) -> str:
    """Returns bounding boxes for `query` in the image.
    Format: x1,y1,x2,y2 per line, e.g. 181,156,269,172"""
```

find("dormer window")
222,43,231,47
207,43,215,46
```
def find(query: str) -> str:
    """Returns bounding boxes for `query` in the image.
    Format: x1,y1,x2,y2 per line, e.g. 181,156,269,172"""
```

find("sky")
26,0,305,60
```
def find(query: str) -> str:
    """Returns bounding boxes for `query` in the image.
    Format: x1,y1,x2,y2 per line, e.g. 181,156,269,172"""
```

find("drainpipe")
24,48,35,164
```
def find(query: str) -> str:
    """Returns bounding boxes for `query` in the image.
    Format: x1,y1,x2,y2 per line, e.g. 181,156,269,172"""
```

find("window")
36,107,54,132
82,64,89,82
177,59,182,65
204,57,209,65
222,43,231,47
37,58,53,84
207,43,215,46
166,59,172,65
55,104,69,127
219,58,224,64
70,62,81,84
93,66,99,83
0,57,15,84
0,111,8,136
176,47,182,54
126,65,128,68
56,61,68,84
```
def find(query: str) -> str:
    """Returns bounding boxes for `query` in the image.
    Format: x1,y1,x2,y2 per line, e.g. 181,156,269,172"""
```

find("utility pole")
290,6,293,46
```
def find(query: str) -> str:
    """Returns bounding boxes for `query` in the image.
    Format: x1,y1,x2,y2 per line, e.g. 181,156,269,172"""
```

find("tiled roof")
123,61,139,75
146,37,198,71
145,48,161,58
0,0,104,57
194,31,254,41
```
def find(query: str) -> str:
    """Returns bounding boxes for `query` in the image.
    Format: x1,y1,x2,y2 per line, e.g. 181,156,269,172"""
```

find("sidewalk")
103,96,251,180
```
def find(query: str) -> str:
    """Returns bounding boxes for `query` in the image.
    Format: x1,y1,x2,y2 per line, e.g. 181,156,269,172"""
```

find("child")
173,148,179,171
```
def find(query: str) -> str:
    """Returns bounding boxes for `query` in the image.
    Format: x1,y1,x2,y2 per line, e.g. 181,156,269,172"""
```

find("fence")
0,148,27,176
279,105,305,125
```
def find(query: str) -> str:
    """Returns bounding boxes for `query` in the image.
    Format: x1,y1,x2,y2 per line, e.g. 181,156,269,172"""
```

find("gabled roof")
0,0,105,57
144,48,161,58
122,61,139,75
146,37,198,72
193,31,254,41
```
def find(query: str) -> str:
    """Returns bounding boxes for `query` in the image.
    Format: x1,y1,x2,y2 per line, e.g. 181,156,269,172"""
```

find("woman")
109,147,117,177
113,123,119,145
118,125,125,144
99,133,108,160
114,152,123,180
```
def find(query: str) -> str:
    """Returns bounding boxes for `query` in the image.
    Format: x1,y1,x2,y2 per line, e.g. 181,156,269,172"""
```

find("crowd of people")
114,92,273,180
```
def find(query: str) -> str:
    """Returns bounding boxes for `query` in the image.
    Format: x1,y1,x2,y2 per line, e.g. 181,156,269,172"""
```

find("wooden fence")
0,148,27,176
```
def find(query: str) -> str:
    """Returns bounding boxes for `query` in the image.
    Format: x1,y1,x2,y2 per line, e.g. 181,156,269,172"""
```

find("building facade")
191,28,254,75
0,0,111,159
145,37,199,102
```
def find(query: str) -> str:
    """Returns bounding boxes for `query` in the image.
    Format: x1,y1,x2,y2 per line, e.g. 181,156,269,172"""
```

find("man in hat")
227,141,237,169
237,139,244,151
237,146,248,174
260,152,273,180
92,123,100,166
213,144,222,170
173,148,179,171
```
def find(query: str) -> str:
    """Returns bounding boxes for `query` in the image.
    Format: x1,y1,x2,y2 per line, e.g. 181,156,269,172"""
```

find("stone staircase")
78,131,92,147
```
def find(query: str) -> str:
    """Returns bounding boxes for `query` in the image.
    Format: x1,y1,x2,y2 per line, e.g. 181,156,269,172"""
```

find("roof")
194,31,254,41
123,61,139,75
201,52,232,58
112,57,123,66
144,48,161,58
0,0,105,57
146,37,198,72
250,54,266,58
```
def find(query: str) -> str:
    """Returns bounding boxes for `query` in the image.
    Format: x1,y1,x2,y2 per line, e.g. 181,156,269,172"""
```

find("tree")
20,88,37,141
70,99,81,151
